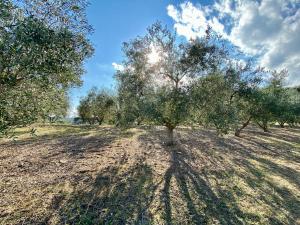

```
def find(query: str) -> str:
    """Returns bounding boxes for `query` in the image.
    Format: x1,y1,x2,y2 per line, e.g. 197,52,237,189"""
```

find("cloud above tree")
167,0,300,86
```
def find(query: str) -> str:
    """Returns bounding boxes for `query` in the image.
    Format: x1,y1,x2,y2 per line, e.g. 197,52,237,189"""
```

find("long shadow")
245,126,300,147
1,126,134,158
2,125,299,224
1,125,124,145
163,146,244,224
49,128,134,157
233,158,300,225
201,129,300,224
138,126,300,224
225,137,300,189
139,128,245,225
52,158,159,224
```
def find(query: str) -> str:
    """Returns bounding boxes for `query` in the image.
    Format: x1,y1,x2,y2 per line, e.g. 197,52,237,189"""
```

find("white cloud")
112,62,124,71
167,2,209,39
167,0,300,86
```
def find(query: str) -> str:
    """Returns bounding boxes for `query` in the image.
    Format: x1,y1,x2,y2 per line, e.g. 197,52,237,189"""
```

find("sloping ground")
0,125,299,224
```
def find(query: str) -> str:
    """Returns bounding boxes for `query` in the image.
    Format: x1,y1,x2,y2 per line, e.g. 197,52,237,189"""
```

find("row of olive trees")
113,23,299,145
190,69,300,136
115,23,222,144
77,23,299,144
0,0,93,136
79,66,299,143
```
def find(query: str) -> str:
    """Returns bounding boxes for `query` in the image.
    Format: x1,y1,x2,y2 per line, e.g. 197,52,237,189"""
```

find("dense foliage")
78,88,115,125
1,2,299,142
113,23,299,143
115,23,221,144
0,0,93,135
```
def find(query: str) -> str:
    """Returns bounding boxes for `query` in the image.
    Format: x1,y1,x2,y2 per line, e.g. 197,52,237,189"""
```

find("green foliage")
190,73,232,132
40,86,69,123
115,22,298,139
0,0,93,135
224,65,264,135
78,88,116,125
189,62,263,135
143,87,190,129
286,87,300,124
0,81,69,134
251,70,286,131
266,74,300,127
115,71,147,127
116,22,220,143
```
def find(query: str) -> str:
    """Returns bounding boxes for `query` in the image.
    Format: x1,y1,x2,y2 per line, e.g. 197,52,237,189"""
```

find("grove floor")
0,124,299,224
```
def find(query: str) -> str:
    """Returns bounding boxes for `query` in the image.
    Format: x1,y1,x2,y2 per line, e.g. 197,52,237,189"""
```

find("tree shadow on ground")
2,125,129,144
49,128,134,157
2,126,299,225
0,127,136,225
49,125,297,225
138,126,300,224
1,126,134,158
52,158,160,224
138,128,246,224
161,145,244,224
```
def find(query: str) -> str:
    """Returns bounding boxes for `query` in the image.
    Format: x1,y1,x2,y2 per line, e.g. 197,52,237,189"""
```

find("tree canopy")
116,23,223,144
78,88,115,125
0,0,93,135
115,22,299,142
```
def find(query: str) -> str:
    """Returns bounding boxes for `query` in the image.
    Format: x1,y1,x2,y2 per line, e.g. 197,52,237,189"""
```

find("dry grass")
0,124,299,224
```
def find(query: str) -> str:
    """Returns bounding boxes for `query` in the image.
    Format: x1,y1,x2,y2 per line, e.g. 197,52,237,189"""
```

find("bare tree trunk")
279,121,285,128
262,121,269,132
96,116,104,125
166,127,174,146
256,121,270,132
235,117,251,137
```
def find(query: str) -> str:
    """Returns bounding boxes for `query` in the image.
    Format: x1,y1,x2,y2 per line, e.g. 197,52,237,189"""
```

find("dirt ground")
0,124,299,225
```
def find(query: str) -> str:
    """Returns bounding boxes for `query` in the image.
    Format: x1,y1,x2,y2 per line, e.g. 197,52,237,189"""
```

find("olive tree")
41,87,69,123
284,87,300,126
266,71,300,128
189,60,264,137
0,0,93,135
116,23,220,145
249,70,286,132
78,88,115,125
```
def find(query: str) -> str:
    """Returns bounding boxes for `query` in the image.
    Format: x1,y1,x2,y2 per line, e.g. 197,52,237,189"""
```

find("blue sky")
69,0,211,116
69,0,300,116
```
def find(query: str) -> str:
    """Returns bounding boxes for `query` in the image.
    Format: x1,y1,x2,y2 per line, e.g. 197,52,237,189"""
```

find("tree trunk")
262,121,269,132
136,117,142,126
257,121,269,132
96,116,104,125
166,127,174,146
88,118,94,125
235,117,251,137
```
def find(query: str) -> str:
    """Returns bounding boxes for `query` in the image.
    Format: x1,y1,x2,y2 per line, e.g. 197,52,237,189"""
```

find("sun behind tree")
116,22,221,145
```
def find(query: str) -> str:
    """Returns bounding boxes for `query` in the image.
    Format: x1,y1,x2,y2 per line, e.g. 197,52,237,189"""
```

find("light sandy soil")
0,125,299,224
